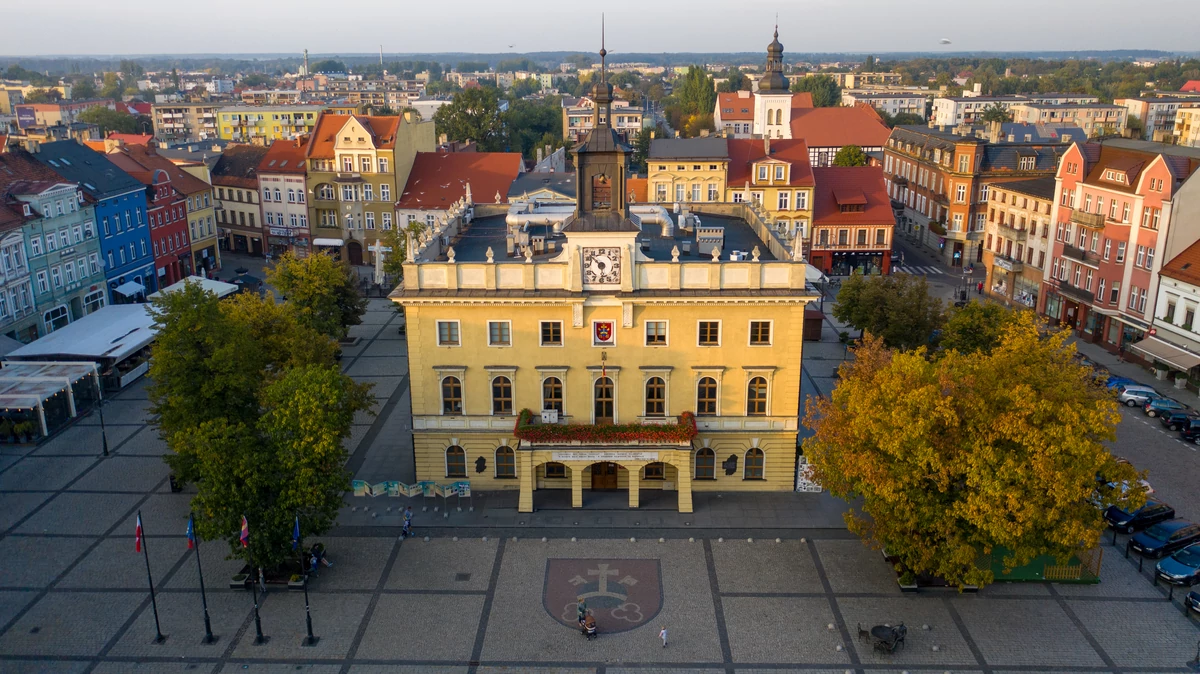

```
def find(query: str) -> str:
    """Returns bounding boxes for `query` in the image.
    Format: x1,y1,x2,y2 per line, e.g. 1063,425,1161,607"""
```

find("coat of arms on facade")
543,559,662,633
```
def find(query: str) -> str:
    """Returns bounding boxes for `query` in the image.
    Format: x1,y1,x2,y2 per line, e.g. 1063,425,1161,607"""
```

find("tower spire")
600,13,607,80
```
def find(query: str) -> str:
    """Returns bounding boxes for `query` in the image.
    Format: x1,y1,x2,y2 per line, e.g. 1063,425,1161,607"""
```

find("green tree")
833,272,944,350
715,67,748,93
99,72,123,100
881,111,926,127
79,106,138,134
456,61,489,73
267,252,367,340
187,364,372,572
803,315,1143,588
791,74,841,107
675,66,717,116
148,286,335,483
509,77,541,99
1126,114,1143,134
71,77,97,100
631,127,653,174
939,301,1018,355
981,102,1012,123
433,87,506,151
832,145,869,167
23,88,62,103
504,97,564,159
309,59,346,74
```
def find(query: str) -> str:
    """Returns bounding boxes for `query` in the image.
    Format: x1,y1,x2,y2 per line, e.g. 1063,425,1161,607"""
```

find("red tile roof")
811,166,894,226
397,152,523,209
106,133,154,146
792,92,814,109
717,92,755,120
306,113,402,158
258,138,309,175
82,140,106,152
726,139,815,187
105,145,211,197
790,105,891,149
1160,237,1200,286
1182,80,1200,93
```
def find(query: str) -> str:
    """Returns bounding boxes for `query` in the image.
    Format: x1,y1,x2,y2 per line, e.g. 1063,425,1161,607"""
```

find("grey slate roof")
994,177,1057,200
34,141,142,199
508,172,577,199
649,138,729,160
1098,138,1200,161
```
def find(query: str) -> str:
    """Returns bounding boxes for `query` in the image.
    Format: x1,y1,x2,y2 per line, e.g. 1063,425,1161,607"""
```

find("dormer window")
774,166,785,181
22,204,31,216
757,165,768,181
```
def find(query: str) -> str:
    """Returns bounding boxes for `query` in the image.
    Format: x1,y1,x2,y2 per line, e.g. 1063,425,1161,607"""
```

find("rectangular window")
361,156,372,173
36,271,48,293
540,321,562,346
749,321,772,346
708,184,718,201
437,320,460,346
757,166,768,181
645,320,668,346
1099,279,1107,303
1103,239,1111,260
1136,245,1145,267
1116,242,1126,263
381,212,392,229
365,212,375,229
796,191,808,210
774,165,785,181
380,184,390,201
698,321,720,346
51,266,62,288
1147,247,1155,268
778,191,789,210
956,184,966,203
378,158,389,173
488,321,512,346
362,184,373,201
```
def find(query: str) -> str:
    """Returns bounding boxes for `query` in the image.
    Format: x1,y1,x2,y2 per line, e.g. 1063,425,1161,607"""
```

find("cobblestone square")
0,590,145,655
952,596,1107,667
354,593,485,661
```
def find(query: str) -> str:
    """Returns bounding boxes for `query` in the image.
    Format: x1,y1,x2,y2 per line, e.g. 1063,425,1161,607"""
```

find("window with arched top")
594,377,614,424
695,448,715,480
442,376,463,415
744,448,764,480
446,445,466,477
491,376,513,416
542,377,563,414
746,377,768,416
697,377,718,416
644,377,666,417
495,446,515,478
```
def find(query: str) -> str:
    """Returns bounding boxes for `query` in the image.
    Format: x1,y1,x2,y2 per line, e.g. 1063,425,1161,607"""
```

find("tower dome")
759,27,790,92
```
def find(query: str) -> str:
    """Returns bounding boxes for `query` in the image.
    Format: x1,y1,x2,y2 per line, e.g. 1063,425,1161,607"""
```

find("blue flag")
291,515,301,550
186,514,196,550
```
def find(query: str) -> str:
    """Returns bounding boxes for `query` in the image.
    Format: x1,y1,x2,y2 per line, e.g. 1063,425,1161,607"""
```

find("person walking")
976,281,984,295
659,625,668,648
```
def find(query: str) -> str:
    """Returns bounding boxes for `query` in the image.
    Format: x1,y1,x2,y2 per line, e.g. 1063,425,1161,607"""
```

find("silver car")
1117,384,1160,407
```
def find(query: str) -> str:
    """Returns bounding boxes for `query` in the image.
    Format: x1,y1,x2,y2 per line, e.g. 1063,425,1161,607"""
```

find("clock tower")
564,19,641,289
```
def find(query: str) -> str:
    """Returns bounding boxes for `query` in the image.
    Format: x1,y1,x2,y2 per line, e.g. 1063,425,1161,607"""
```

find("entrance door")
591,462,618,490
347,240,364,265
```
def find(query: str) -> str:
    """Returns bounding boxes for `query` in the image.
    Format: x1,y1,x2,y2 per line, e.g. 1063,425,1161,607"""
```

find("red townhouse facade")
1041,139,1200,355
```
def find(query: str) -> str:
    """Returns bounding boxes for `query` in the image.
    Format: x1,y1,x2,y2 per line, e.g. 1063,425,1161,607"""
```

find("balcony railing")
513,409,697,446
1055,278,1095,304
995,221,1028,241
1061,243,1100,265
992,255,1024,272
1070,210,1105,229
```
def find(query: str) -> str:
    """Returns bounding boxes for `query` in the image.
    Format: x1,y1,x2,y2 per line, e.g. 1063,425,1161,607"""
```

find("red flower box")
513,409,697,445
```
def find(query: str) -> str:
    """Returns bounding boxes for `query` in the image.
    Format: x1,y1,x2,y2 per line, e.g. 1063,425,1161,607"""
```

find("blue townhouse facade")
34,141,157,302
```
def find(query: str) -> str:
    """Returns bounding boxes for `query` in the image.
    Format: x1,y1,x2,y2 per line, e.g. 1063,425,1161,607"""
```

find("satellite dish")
940,38,952,45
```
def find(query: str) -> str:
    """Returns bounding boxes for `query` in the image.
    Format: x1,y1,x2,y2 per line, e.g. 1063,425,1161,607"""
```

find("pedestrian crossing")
893,265,946,276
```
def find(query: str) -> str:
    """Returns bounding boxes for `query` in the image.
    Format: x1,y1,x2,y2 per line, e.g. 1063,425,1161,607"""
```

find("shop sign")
551,450,659,462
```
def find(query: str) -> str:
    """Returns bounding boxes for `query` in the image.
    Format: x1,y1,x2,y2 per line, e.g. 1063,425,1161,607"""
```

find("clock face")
583,247,622,285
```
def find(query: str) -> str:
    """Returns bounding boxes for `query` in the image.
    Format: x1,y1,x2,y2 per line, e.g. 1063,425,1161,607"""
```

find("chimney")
927,118,936,128
988,119,1001,143
536,146,544,163
763,137,771,155
104,137,123,153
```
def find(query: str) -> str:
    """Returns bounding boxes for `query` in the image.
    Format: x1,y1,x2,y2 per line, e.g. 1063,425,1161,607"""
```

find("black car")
1159,410,1199,432
1181,418,1200,444
1104,500,1176,533
1129,519,1200,558
1187,590,1200,615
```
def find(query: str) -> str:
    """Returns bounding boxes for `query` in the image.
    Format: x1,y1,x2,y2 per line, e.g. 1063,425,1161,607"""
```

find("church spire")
759,23,790,93
591,13,614,129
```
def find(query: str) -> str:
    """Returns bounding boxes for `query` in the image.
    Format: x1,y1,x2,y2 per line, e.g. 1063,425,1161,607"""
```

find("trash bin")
168,474,182,493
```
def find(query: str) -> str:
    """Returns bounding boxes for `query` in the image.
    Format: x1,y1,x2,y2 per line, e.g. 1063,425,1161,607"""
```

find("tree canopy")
433,86,506,151
791,74,842,107
832,272,945,350
939,301,1018,355
803,314,1143,588
79,106,139,134
981,102,1012,123
832,145,869,167
71,77,97,100
308,59,346,74
504,97,564,160
24,88,63,103
267,251,367,340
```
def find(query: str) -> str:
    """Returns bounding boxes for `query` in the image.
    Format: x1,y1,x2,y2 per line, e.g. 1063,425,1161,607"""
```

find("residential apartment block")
1009,103,1127,137
562,95,644,143
305,111,435,265
810,71,903,89
932,93,1100,126
240,90,305,106
1039,139,1200,360
1176,107,1200,148
1116,97,1199,142
981,177,1056,309
884,122,1080,266
211,144,269,256
216,105,324,144
841,91,928,120
152,103,220,144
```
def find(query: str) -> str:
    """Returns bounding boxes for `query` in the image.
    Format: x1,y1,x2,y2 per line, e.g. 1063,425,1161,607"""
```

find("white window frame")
645,320,669,347
436,320,461,347
539,320,564,347
697,319,722,347
487,320,513,347
748,320,773,347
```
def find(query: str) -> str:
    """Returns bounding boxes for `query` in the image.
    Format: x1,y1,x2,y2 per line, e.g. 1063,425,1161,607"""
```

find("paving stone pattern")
1,297,1198,673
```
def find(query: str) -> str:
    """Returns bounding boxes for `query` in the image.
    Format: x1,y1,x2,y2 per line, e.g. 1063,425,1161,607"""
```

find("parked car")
1159,410,1199,431
1143,397,1189,418
1181,418,1200,444
1187,590,1200,615
1155,543,1200,586
1105,500,1176,533
1129,519,1200,558
1117,384,1160,407
1104,376,1137,390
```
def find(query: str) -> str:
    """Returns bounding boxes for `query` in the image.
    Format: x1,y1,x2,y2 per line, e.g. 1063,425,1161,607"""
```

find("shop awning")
1128,336,1200,371
312,238,344,247
805,265,828,284
113,281,145,297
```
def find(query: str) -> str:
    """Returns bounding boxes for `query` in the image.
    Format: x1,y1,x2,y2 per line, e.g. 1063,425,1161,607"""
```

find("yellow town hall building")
392,53,817,513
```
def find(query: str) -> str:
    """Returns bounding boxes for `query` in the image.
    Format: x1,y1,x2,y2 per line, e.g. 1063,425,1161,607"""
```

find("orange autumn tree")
803,311,1144,587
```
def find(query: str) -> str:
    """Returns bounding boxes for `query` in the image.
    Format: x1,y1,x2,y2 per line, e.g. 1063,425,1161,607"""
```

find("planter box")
1156,368,1169,381
229,574,250,590
1175,377,1188,390
288,578,307,590
898,580,918,593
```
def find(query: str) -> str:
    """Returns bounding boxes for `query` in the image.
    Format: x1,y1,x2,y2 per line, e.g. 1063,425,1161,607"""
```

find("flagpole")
189,514,217,644
137,510,167,644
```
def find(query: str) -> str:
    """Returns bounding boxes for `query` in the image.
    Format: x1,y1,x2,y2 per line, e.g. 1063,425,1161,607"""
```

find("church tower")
753,27,794,139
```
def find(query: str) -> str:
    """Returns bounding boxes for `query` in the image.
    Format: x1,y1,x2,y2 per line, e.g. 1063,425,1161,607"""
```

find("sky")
5,0,1199,56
